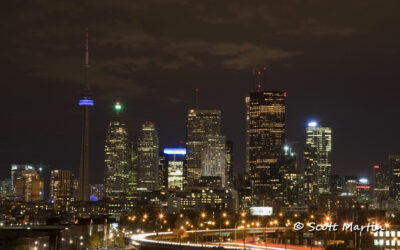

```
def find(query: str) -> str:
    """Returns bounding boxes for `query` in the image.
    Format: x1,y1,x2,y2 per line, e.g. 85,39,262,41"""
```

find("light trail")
131,228,303,250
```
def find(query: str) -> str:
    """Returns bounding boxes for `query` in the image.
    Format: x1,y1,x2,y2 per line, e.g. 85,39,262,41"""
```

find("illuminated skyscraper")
137,122,159,191
104,102,130,198
303,121,332,205
15,169,43,202
245,91,286,202
201,136,226,187
186,109,222,186
78,31,93,202
11,164,45,197
372,164,390,209
279,146,303,207
389,154,400,201
50,170,74,212
356,177,371,204
163,148,186,190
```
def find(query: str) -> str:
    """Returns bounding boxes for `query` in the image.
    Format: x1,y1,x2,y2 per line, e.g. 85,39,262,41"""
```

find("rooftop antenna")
251,68,256,91
84,28,90,90
263,66,267,90
195,88,199,109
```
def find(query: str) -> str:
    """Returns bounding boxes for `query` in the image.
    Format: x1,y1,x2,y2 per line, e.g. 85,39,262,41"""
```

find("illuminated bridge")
131,227,324,250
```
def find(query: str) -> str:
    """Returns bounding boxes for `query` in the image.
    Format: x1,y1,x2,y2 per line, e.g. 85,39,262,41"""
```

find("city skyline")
1,0,400,185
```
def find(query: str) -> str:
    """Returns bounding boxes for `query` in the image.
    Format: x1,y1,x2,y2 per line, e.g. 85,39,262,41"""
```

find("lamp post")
219,212,227,245
241,211,246,250
157,213,164,236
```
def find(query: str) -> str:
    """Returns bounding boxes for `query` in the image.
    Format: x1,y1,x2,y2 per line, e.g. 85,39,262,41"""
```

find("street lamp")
219,212,228,245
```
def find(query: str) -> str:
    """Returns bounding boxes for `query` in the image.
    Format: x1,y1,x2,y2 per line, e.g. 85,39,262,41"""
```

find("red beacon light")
374,165,380,169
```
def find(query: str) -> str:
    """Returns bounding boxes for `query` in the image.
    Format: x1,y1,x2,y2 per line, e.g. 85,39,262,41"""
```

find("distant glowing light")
374,165,380,169
163,148,187,155
115,102,122,110
356,185,370,189
78,99,94,106
359,178,368,184
284,145,289,152
308,121,318,127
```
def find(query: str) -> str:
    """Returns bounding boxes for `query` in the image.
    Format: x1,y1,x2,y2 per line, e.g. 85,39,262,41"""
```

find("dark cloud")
1,0,400,183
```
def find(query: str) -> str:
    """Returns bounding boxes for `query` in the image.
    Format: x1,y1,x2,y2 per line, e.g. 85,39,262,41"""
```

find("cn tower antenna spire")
84,28,90,90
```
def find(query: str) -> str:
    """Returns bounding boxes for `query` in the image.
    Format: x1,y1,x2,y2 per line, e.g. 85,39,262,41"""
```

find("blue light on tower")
78,99,94,106
308,121,318,127
163,148,187,155
78,94,94,106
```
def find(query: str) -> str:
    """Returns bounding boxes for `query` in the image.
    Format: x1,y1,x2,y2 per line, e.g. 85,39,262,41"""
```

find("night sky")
1,0,400,184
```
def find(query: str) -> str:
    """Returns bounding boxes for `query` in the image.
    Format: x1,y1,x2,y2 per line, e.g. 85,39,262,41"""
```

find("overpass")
131,227,324,250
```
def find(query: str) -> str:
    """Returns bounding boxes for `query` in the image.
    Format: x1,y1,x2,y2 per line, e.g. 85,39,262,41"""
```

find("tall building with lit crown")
186,109,222,186
50,170,74,212
163,148,186,190
389,154,400,201
104,102,130,198
245,90,286,203
137,122,159,191
303,121,332,206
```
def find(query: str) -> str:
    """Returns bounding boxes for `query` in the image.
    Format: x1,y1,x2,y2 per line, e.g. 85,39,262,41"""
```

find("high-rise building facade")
245,91,286,203
15,169,43,202
279,146,303,208
201,136,226,187
372,164,390,208
137,122,159,191
356,177,372,204
163,148,186,190
50,170,74,212
104,102,129,198
389,154,400,201
186,109,222,186
11,164,45,197
0,179,12,199
303,121,332,206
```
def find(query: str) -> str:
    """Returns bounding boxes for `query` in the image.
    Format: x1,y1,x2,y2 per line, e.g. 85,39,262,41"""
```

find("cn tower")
77,30,94,201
